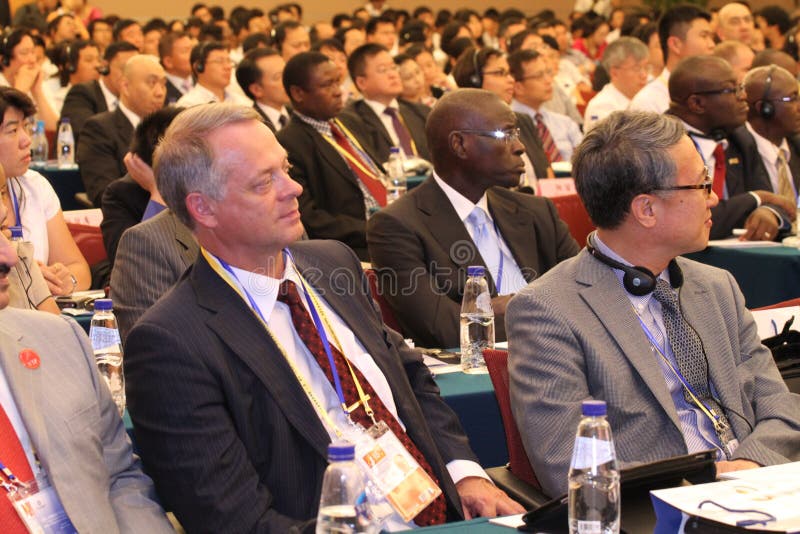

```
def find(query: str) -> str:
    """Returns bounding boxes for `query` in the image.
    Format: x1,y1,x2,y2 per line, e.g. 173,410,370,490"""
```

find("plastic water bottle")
56,118,75,168
316,441,378,534
384,147,407,204
459,265,494,374
89,299,126,416
30,120,48,167
568,400,620,534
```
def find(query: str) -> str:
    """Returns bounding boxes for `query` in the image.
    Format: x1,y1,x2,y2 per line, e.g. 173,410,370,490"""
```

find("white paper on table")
488,513,525,528
707,238,783,248
750,307,800,339
717,461,800,481
651,466,800,532
62,208,103,226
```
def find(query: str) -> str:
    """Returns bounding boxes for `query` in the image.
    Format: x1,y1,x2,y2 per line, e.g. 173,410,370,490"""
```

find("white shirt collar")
117,100,140,129
165,72,193,94
257,101,288,128
510,99,542,116
363,97,399,117
98,78,117,110
745,121,790,163
681,120,727,164
432,171,490,223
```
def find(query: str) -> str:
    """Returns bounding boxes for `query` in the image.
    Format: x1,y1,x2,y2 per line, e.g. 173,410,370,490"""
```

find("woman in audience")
406,43,454,96
571,15,609,63
631,22,663,80
0,87,90,295
394,52,436,106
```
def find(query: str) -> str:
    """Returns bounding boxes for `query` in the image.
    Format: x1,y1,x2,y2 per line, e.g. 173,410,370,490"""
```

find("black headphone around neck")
468,48,482,88
586,233,683,296
760,65,776,120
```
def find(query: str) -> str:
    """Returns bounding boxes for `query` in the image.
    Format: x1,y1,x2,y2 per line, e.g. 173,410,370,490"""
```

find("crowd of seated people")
1,0,800,531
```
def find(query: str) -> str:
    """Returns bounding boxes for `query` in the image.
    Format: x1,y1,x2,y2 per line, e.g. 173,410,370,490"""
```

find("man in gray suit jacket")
507,111,800,498
0,223,173,532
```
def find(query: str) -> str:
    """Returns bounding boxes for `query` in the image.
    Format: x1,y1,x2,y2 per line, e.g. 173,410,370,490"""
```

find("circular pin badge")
19,349,40,369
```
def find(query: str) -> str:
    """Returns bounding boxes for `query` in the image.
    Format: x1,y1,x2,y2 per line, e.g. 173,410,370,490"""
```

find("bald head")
744,65,795,113
717,2,754,44
669,55,734,104
120,54,167,118
752,49,798,76
713,40,754,82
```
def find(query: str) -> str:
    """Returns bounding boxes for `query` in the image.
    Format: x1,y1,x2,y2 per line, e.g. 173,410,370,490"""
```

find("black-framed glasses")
453,127,521,144
516,69,553,82
483,68,511,77
693,83,745,97
654,168,713,197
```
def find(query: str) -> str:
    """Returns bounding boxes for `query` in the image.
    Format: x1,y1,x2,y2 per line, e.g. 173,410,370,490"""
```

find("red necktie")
383,107,415,156
0,403,35,534
712,143,726,199
277,280,447,526
328,121,387,207
535,113,563,163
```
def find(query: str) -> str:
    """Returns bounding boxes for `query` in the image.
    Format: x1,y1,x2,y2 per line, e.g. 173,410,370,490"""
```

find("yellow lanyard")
324,119,385,183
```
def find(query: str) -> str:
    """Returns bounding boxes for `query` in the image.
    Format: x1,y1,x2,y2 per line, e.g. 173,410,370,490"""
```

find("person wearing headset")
176,40,249,107
42,39,101,116
506,110,800,499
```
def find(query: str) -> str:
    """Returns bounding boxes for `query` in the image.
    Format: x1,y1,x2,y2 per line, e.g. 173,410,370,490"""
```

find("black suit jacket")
277,115,384,260
77,108,134,207
60,80,108,143
100,175,150,266
125,240,476,532
516,112,552,180
339,98,431,163
252,102,277,132
786,134,800,193
165,79,183,105
716,126,790,238
367,178,580,348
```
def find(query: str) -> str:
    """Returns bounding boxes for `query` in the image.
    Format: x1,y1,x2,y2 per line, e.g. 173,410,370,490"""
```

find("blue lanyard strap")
0,458,27,492
492,220,504,293
9,183,21,228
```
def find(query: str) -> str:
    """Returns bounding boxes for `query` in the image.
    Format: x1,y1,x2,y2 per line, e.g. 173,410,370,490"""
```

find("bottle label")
89,326,121,355
570,436,615,470
576,520,602,534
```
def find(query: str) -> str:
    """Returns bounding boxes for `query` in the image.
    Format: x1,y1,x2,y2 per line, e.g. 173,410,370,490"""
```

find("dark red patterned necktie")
383,107,415,156
0,403,35,533
712,143,726,199
535,113,563,163
277,280,447,526
328,121,388,206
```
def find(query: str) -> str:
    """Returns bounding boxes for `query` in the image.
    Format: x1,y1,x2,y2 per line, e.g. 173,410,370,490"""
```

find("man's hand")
715,459,760,477
38,261,74,296
754,190,796,220
455,476,526,519
13,64,39,94
740,207,780,241
490,294,514,317
124,152,165,205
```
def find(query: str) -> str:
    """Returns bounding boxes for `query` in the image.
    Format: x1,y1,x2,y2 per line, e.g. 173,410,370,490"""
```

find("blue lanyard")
9,183,21,229
492,220,504,293
0,458,27,492
216,251,349,413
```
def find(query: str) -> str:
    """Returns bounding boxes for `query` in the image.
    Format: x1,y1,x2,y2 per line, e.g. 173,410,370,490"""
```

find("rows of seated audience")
0,0,799,531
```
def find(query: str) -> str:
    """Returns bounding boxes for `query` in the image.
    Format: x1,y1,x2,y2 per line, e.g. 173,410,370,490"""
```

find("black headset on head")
759,65,777,120
469,47,482,88
192,41,214,74
585,232,683,296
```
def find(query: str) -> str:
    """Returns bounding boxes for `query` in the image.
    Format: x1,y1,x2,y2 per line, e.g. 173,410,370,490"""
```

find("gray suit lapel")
576,252,683,434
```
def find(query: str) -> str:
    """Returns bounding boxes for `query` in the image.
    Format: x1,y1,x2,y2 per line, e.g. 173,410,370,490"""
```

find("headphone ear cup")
195,60,204,73
469,73,481,87
760,100,775,119
622,267,657,296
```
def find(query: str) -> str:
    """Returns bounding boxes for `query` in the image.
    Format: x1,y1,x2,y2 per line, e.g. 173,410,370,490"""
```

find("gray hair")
573,110,686,229
601,36,649,72
154,103,262,229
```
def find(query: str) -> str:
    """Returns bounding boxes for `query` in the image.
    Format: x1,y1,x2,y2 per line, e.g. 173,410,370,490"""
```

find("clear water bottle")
56,118,75,168
30,120,48,167
459,265,494,374
568,400,620,534
384,147,407,204
316,441,378,534
89,299,126,416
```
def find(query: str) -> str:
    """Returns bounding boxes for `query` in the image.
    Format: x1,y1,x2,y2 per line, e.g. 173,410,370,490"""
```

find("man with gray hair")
507,110,800,498
583,37,649,131
124,103,523,532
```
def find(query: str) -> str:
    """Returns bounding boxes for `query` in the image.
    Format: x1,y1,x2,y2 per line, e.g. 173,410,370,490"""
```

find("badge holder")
7,476,77,534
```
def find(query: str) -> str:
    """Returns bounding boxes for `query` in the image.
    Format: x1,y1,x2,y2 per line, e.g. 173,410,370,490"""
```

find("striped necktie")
535,113,562,163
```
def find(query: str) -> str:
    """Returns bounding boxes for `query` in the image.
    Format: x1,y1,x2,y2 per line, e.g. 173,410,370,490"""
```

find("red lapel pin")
19,349,40,369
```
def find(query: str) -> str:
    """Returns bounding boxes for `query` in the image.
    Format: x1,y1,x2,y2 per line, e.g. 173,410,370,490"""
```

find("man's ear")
630,193,659,229
185,192,217,229
448,131,469,159
288,84,304,106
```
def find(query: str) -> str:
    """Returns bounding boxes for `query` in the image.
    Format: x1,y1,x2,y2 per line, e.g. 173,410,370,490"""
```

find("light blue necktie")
467,206,528,294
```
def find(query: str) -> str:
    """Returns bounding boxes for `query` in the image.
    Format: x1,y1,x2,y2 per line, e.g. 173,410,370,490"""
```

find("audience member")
584,36,649,131
47,13,81,45
78,55,166,206
751,48,798,75
507,110,800,498
42,39,101,115
12,0,56,34
113,18,144,51
159,32,194,104
366,15,398,51
630,4,714,114
755,5,791,50
667,55,794,241
60,41,138,142
340,43,430,163
277,52,384,260
394,52,436,106
124,102,523,532
716,2,755,45
368,89,578,348
235,47,291,132
177,41,248,106
713,40,755,83
141,19,167,57
273,20,311,61
88,17,113,53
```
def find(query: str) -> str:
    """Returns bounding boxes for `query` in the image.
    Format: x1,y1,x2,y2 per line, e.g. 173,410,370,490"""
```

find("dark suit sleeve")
100,177,149,266
367,208,462,348
77,116,126,207
709,194,759,239
516,113,552,179
61,84,98,143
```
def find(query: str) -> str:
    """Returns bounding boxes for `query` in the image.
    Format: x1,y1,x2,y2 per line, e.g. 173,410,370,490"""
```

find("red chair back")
483,348,541,489
754,297,800,310
67,222,107,266
551,194,595,246
365,268,404,334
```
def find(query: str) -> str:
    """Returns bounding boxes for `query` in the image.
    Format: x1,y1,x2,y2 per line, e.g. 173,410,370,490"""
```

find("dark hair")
452,46,502,88
347,43,387,80
508,48,541,81
366,15,395,36
130,106,185,167
632,22,658,46
434,9,452,29
500,8,526,22
454,9,480,23
143,18,168,35
405,43,432,60
757,5,792,35
208,6,225,21
540,34,559,51
198,23,223,42
88,18,112,37
112,19,140,41
440,21,469,51
446,37,477,68
103,40,138,62
236,47,280,100
47,14,74,37
273,20,303,52
190,40,226,75
332,13,351,29
56,39,97,87
282,51,331,97
312,38,344,54
243,32,272,53
157,31,189,61
185,17,204,31
658,4,711,61
508,29,539,54
0,29,32,69
191,3,208,16
413,7,433,19
399,20,427,46
0,87,36,121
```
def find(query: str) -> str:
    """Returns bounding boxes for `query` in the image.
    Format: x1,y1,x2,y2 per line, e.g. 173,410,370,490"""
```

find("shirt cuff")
762,206,790,231
748,191,761,207
142,200,167,221
446,459,492,485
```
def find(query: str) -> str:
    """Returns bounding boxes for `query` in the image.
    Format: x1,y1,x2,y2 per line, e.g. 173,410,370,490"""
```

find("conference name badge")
8,477,77,534
355,421,441,522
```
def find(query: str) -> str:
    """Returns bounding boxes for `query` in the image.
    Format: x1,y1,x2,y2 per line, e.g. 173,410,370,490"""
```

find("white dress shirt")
118,100,141,130
98,77,118,110
165,72,193,95
177,83,251,107
256,102,290,131
745,121,796,197
363,98,412,157
629,68,670,114
42,76,69,115
512,100,583,161
583,82,631,132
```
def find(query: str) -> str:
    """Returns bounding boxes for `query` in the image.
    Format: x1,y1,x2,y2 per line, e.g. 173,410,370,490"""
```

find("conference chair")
67,222,107,267
550,194,594,245
483,348,551,509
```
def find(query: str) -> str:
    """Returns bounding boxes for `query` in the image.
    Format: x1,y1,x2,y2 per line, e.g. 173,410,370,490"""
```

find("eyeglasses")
483,68,511,77
765,93,800,103
693,83,745,97
516,69,553,81
654,169,713,197
206,58,235,67
453,127,521,144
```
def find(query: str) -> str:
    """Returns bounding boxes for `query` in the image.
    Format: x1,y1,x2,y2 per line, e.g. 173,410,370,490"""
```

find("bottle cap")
327,441,355,461
466,265,485,277
9,226,22,240
94,298,113,311
389,146,400,154
582,400,607,416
